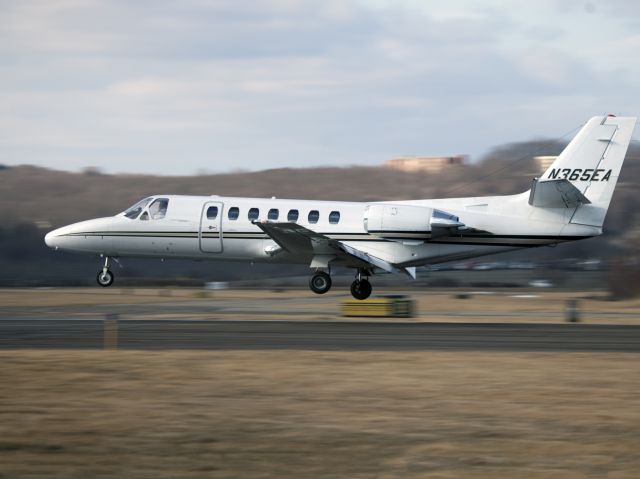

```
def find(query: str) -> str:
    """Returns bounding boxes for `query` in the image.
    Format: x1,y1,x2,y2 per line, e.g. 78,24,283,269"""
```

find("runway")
1,319,639,352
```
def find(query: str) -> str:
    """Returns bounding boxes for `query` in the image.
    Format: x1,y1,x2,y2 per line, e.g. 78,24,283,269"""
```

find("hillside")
0,141,564,228
1,140,639,285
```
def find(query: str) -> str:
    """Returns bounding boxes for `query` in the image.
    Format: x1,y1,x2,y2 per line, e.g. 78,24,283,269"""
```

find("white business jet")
45,115,636,299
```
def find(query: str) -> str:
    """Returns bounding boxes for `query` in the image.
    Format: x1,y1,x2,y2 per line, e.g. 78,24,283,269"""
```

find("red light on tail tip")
608,113,617,117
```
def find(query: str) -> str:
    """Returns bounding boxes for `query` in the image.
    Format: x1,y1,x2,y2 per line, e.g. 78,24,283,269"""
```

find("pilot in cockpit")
149,199,168,220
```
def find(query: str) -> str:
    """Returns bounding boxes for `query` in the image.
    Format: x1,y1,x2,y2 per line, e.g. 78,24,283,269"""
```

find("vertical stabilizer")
538,115,637,227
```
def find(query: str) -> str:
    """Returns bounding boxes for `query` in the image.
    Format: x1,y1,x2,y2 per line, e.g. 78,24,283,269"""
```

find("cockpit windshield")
148,198,169,220
123,197,152,219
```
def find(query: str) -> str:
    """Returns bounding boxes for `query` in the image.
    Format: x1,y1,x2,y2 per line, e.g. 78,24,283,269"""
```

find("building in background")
384,155,466,173
534,156,557,173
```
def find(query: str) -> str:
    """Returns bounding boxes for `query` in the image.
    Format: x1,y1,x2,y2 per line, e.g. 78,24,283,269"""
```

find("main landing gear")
97,256,114,287
308,268,373,300
350,269,372,300
309,271,332,294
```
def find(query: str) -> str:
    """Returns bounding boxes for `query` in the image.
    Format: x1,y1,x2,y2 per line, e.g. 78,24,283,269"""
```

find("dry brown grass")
0,350,638,478
1,288,640,324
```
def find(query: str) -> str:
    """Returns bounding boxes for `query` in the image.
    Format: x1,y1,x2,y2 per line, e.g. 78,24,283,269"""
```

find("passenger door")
199,201,223,253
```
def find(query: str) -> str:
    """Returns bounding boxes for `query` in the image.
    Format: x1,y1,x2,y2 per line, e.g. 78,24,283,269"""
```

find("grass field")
1,350,639,478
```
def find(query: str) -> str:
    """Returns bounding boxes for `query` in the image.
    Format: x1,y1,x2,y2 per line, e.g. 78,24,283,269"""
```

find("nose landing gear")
97,256,114,287
350,269,372,300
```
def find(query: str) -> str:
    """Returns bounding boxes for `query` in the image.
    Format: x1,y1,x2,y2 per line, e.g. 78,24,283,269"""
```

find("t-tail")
528,115,637,227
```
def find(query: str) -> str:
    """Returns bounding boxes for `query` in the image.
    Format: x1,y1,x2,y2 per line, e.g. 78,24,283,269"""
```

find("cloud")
0,0,638,174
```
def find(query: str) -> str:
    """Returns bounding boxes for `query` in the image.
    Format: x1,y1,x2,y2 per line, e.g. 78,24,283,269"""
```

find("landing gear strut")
309,271,332,294
350,269,372,300
97,256,114,287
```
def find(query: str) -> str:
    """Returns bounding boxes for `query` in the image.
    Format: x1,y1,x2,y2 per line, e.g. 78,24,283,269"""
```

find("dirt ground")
0,350,639,478
1,287,640,323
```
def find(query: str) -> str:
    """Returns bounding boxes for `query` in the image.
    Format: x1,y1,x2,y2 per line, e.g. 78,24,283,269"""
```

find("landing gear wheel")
309,272,332,294
350,279,372,300
97,269,114,287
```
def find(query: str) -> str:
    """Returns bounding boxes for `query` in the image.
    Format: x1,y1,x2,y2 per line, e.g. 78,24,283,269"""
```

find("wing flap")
254,221,416,278
339,242,396,273
339,243,417,278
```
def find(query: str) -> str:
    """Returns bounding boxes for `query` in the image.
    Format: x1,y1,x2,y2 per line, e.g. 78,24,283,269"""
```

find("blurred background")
1,141,639,297
2,1,640,296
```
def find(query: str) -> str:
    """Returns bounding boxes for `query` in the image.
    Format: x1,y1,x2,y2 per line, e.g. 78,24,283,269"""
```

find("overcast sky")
1,0,639,174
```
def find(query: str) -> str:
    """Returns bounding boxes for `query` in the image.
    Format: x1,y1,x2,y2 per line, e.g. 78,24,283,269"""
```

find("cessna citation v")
45,115,636,299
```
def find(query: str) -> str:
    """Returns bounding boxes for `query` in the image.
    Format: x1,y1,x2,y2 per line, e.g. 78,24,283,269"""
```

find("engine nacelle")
364,204,434,236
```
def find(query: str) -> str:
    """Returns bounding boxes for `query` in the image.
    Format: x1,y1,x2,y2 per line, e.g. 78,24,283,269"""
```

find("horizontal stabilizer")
528,178,591,208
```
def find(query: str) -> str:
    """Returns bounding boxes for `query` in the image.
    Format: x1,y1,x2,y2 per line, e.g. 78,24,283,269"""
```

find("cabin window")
287,209,299,222
206,206,219,220
149,198,169,220
268,208,279,221
123,197,152,219
248,208,259,221
139,211,149,221
329,211,340,224
228,207,240,220
308,210,319,224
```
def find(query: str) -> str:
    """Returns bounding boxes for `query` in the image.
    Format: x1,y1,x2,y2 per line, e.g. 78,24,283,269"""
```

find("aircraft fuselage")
43,115,637,299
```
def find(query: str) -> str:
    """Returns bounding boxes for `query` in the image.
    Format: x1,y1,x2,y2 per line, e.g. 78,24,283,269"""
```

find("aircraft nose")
44,229,60,249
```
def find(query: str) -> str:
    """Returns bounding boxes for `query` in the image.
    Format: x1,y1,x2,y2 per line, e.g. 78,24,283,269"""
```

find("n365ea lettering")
547,168,612,181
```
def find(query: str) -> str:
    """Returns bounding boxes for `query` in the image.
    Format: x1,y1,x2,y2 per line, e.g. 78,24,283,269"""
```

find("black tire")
97,270,114,287
309,272,332,294
350,279,372,300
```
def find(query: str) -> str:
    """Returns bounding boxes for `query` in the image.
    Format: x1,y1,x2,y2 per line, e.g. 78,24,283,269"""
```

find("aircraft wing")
339,242,416,278
254,221,416,278
254,221,338,255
